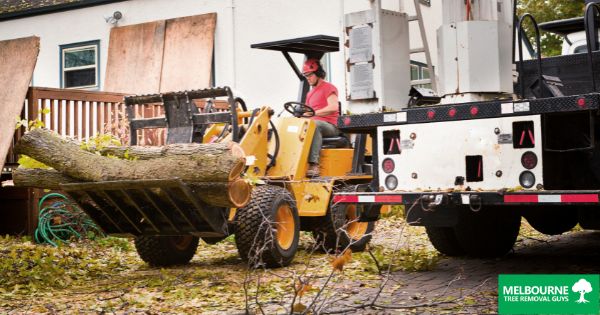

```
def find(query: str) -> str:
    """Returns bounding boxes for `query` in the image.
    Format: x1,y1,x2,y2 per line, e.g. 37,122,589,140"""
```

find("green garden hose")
34,193,104,246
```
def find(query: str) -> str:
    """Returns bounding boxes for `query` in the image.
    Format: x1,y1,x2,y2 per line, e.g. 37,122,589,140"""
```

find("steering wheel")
283,101,315,118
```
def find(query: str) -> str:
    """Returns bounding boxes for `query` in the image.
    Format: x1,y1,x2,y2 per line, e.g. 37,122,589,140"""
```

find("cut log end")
228,179,251,208
228,160,246,181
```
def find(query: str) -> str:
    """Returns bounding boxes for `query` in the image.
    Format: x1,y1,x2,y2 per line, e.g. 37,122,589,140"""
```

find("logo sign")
499,274,599,314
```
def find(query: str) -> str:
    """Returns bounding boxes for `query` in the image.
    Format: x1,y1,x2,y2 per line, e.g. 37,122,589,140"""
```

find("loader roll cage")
251,34,339,103
124,86,243,144
124,86,280,169
252,35,371,176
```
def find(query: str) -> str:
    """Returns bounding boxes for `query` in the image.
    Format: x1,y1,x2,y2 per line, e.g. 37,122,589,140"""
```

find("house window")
60,41,99,89
410,61,432,89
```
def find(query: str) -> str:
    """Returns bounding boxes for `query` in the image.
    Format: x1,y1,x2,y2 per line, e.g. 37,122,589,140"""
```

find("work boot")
306,163,320,177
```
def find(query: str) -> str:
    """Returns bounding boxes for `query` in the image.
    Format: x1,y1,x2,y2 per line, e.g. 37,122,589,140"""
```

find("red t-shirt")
305,81,338,126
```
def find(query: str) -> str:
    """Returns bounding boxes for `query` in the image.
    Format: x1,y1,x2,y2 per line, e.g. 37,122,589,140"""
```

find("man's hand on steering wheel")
283,101,315,118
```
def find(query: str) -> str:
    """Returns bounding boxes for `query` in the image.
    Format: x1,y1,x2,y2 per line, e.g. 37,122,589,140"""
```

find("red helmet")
302,59,320,74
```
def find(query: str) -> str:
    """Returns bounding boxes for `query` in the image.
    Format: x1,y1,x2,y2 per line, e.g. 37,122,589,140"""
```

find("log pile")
12,128,251,207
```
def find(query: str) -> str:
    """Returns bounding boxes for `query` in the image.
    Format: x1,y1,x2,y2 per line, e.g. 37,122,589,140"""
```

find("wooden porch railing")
5,87,230,167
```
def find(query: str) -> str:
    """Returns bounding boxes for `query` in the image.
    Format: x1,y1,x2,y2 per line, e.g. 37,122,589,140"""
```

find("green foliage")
15,108,49,132
518,0,585,56
80,133,123,153
381,205,405,219
94,236,133,252
242,173,266,186
17,155,51,169
394,247,440,272
15,109,51,169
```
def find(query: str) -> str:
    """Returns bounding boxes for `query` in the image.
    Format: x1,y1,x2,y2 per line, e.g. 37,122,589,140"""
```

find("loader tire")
134,235,199,267
311,186,375,253
453,206,521,258
425,226,466,257
234,185,299,268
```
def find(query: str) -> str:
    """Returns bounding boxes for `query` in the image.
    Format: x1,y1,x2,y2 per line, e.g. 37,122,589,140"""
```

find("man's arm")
314,93,339,117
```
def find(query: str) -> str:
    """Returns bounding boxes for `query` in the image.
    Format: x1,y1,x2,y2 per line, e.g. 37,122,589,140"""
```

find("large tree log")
99,142,246,160
191,179,251,208
13,167,251,207
12,168,77,190
15,128,246,183
14,129,252,207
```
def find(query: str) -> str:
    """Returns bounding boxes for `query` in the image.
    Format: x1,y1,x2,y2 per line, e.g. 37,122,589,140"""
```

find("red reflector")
504,195,538,203
382,158,395,173
427,110,435,119
333,195,358,203
343,117,351,126
470,106,479,116
375,195,403,203
561,194,599,203
448,107,457,117
577,97,586,108
521,151,538,169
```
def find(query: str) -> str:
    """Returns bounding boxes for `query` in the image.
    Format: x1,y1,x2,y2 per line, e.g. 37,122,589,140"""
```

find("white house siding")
0,0,442,109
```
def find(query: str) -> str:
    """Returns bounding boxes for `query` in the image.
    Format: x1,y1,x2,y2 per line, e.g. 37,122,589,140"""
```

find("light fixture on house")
104,11,123,25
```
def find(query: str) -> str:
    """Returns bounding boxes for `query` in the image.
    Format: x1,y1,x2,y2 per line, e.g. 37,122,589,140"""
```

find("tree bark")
15,128,246,183
99,142,246,160
12,168,77,190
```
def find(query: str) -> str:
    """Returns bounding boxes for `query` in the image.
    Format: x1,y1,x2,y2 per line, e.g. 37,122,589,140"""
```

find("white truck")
334,0,600,257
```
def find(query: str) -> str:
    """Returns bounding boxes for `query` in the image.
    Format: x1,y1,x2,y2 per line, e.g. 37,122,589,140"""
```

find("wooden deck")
4,86,229,169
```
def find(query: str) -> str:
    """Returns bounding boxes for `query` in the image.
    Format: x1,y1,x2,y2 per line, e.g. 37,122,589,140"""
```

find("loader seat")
322,133,351,148
322,102,351,148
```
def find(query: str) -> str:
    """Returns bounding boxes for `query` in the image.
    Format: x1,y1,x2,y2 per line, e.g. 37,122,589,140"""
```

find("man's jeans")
309,120,339,164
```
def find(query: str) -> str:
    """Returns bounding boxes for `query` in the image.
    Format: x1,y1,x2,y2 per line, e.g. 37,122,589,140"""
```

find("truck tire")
523,206,578,235
453,206,520,258
425,226,466,256
234,185,299,268
311,186,375,252
134,235,199,267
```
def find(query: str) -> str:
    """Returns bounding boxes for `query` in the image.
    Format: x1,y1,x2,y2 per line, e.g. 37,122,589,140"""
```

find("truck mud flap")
60,179,229,237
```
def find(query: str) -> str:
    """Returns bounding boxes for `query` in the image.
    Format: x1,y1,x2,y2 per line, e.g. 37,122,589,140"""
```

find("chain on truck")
334,0,600,258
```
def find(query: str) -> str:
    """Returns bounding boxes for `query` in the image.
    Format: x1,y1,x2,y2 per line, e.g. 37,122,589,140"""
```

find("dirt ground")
1,213,598,314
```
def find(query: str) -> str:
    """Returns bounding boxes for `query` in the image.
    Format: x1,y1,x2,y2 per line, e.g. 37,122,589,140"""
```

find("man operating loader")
302,58,340,177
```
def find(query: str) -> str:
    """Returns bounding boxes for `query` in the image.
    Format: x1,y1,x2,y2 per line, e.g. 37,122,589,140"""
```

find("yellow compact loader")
60,36,382,267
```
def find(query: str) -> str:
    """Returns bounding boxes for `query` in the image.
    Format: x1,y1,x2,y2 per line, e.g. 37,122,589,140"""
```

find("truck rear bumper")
335,190,600,227
333,190,600,206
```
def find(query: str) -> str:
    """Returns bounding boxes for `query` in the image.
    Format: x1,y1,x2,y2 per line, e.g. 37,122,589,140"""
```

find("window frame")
410,60,433,89
60,40,100,89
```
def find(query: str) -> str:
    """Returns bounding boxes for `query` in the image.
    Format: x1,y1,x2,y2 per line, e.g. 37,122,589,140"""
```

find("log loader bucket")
60,179,230,237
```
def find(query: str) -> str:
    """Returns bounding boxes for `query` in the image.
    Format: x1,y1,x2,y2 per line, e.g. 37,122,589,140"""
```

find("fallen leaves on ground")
3,212,557,314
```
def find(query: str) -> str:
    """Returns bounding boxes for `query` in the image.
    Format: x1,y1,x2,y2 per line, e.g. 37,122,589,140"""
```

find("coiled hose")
34,193,104,246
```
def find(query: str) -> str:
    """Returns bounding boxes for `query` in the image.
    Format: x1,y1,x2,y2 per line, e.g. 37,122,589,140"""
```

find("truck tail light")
382,158,395,173
519,171,535,188
521,151,538,169
385,175,398,190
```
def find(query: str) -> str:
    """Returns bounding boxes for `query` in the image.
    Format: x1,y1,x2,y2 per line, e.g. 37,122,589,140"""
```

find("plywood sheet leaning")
0,36,39,168
159,13,217,92
104,21,166,94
